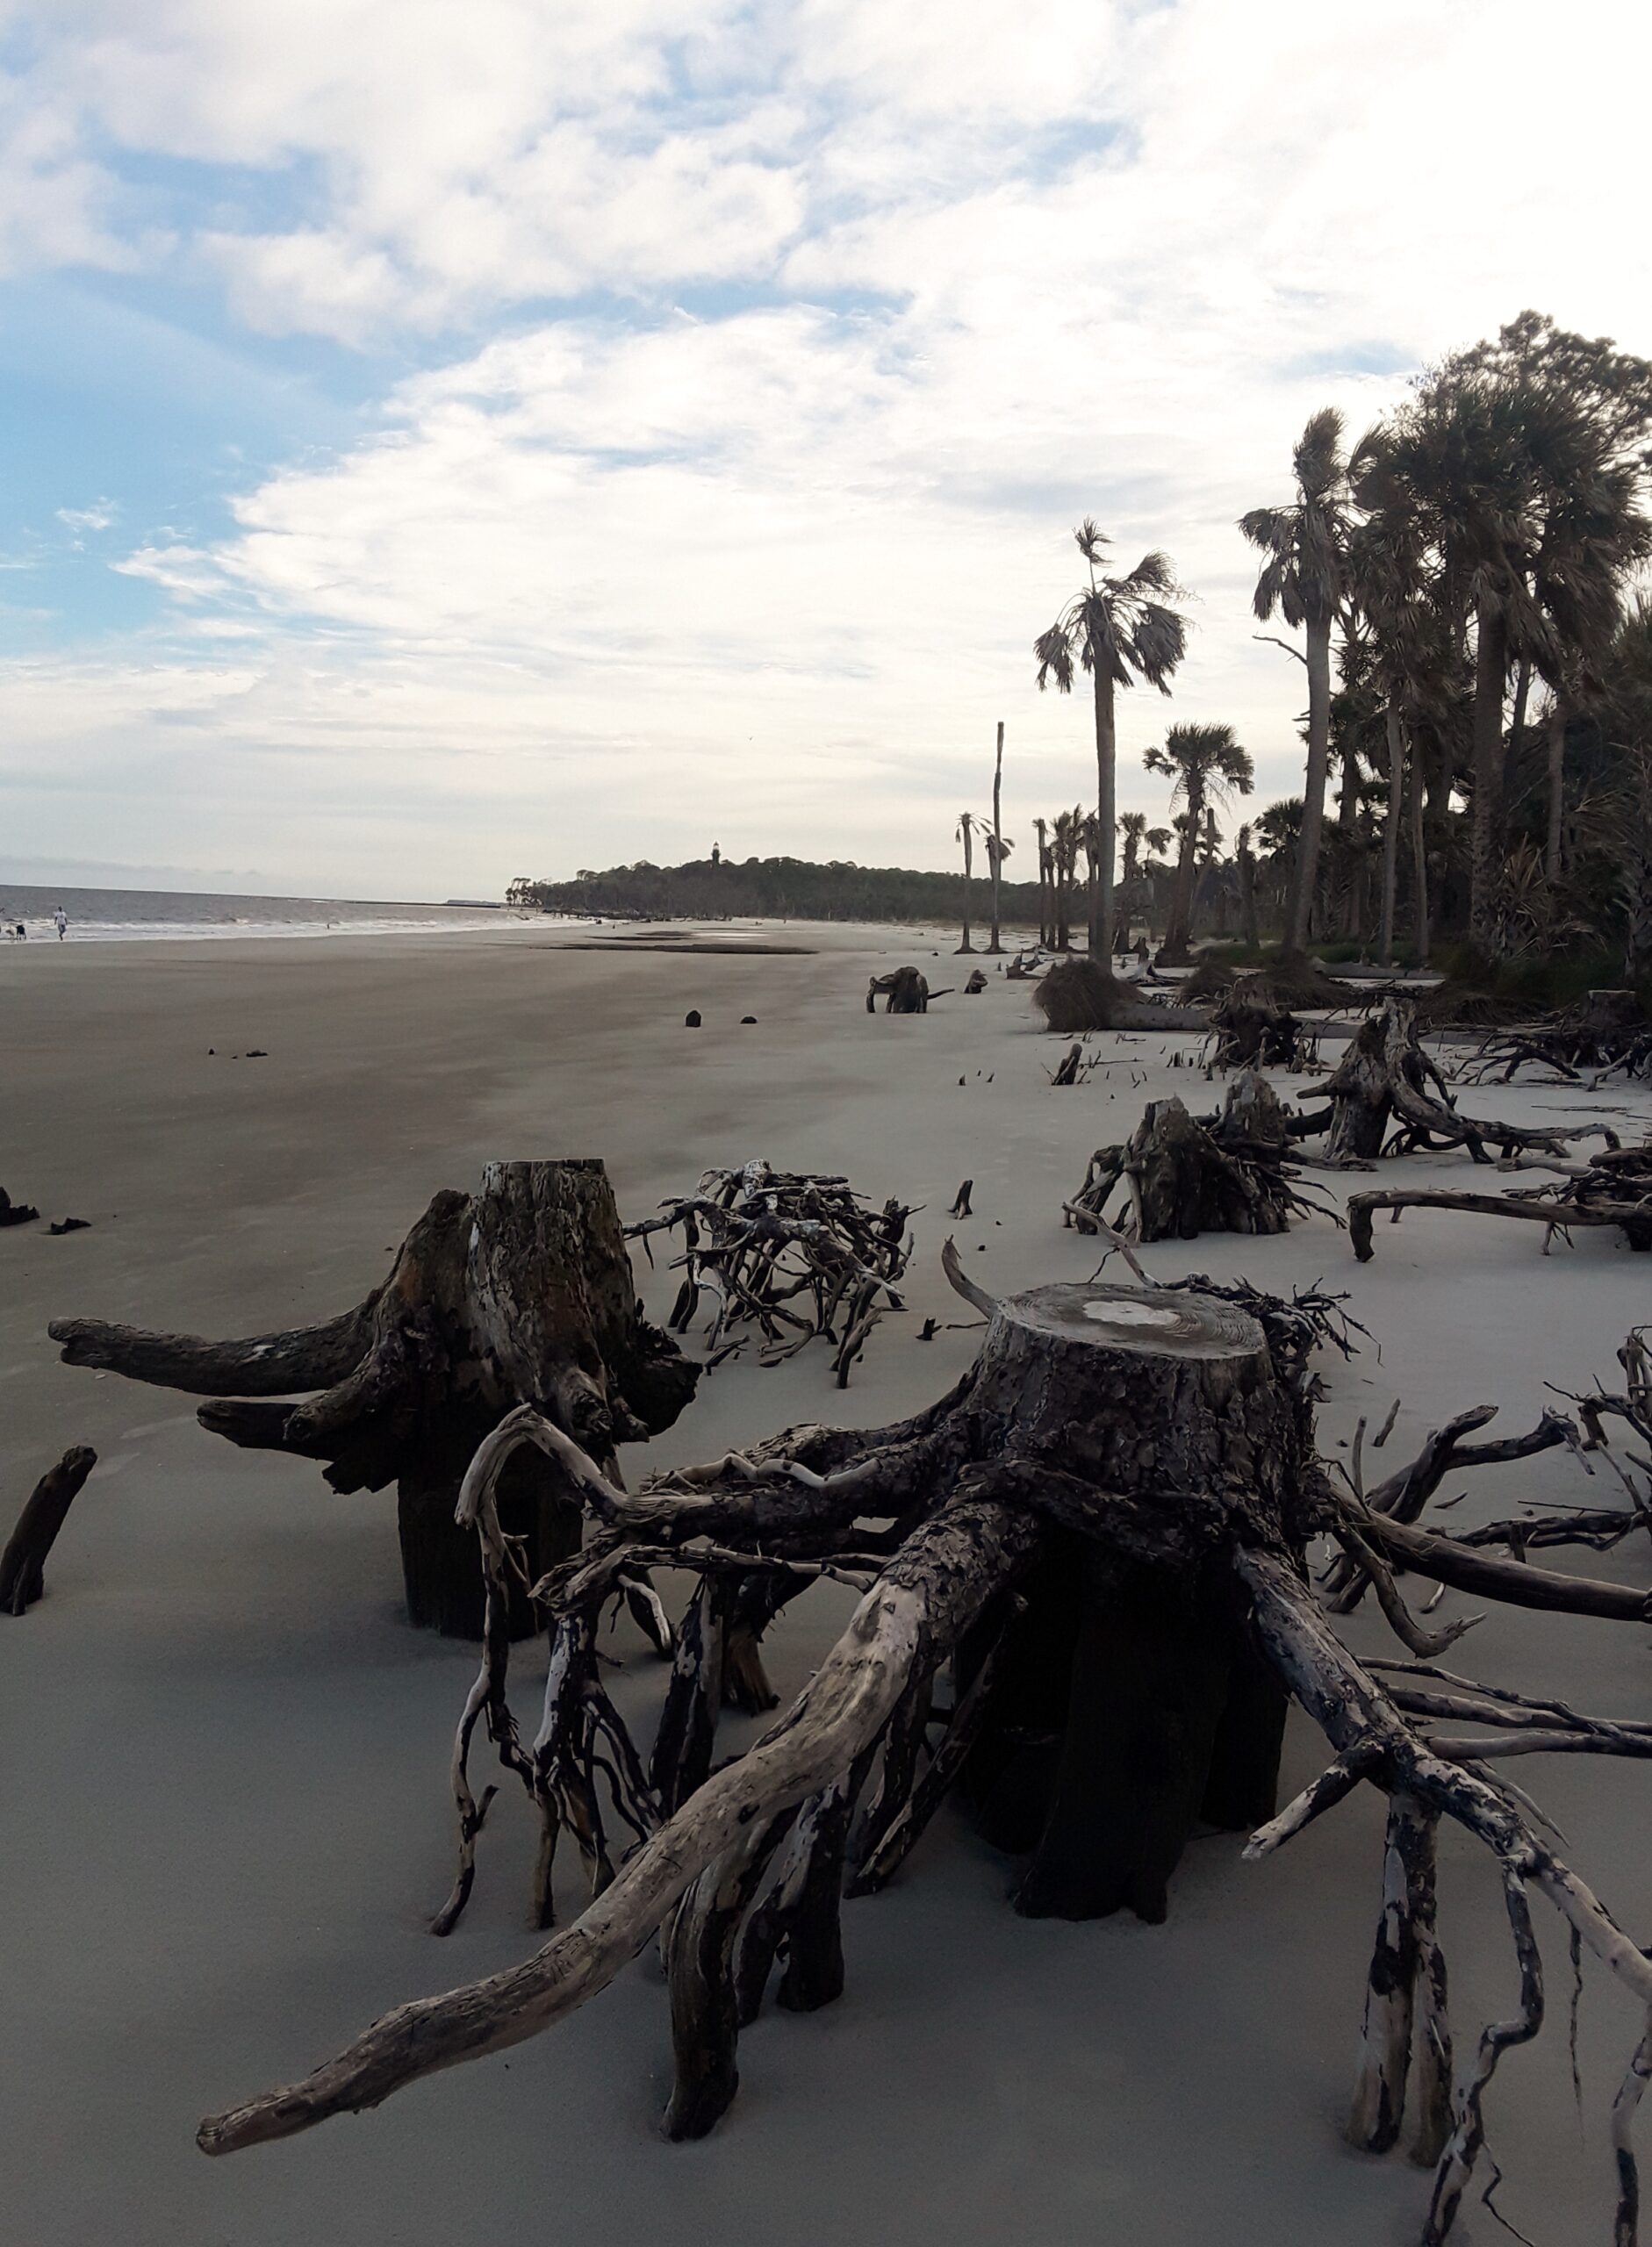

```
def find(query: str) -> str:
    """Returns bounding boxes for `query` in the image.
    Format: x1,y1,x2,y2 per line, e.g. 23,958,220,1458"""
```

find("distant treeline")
508,857,1042,927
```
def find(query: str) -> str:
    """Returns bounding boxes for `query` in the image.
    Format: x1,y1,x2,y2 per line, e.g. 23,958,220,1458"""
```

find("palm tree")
1050,807,1082,951
1119,811,1148,888
1235,823,1261,948
1369,347,1652,946
955,812,979,953
1032,815,1052,947
1143,722,1254,962
1240,409,1353,957
1034,521,1189,959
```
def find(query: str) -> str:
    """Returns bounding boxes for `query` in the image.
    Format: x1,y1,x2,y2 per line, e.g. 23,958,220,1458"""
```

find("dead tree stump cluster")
1065,1074,1329,1242
192,1249,1652,2244
1294,1000,1599,1167
49,1161,699,1637
627,1161,913,1385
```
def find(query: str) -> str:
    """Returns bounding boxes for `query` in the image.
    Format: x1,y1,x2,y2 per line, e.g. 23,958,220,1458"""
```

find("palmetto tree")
1119,811,1149,888
1032,815,1052,947
1050,807,1082,951
1034,522,1189,959
1143,722,1253,962
1235,823,1261,948
1368,340,1652,946
1241,409,1354,957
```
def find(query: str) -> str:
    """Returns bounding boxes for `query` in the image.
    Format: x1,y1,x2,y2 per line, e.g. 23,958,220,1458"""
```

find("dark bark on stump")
49,1160,697,1638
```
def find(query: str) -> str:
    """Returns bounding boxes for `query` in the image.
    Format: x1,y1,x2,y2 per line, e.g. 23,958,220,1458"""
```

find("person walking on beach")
53,907,68,941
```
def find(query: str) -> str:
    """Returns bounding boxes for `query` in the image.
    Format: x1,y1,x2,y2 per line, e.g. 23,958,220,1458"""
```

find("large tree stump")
196,1257,1652,2242
953,1286,1298,1920
49,1161,698,1638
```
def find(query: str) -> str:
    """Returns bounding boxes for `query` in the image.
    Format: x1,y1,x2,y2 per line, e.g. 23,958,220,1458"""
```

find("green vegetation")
508,855,1044,928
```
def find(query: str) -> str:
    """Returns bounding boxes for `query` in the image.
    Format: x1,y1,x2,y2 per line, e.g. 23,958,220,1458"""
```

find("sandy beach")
4,923,1651,2247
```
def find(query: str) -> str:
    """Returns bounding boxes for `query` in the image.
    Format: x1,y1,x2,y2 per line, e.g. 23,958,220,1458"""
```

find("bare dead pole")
626,1160,915,1385
988,720,1006,954
1065,1081,1333,1243
0,1445,97,1613
49,1161,699,1638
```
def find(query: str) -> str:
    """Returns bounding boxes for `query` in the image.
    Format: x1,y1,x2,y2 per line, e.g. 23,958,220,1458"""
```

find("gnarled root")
198,1491,1039,2154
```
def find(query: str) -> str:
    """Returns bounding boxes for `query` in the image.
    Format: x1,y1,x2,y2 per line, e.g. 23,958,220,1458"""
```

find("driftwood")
192,1248,1652,2244
866,967,930,1014
1292,1000,1605,1166
48,1162,698,1637
1349,1143,1652,1261
626,1161,913,1386
0,1445,97,1612
1205,973,1317,1071
1066,1075,1331,1242
0,1187,40,1227
964,968,988,994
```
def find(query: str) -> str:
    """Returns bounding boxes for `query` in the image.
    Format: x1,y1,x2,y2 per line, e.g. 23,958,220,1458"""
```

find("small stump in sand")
49,1160,698,1638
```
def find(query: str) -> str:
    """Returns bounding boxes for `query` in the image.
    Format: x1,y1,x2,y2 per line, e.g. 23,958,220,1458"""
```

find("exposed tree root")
1066,1078,1335,1241
190,1253,1652,2241
48,1161,699,1636
1293,1000,1606,1167
627,1160,914,1385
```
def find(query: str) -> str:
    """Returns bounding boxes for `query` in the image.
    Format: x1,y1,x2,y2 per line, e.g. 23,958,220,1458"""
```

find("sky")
0,0,1648,901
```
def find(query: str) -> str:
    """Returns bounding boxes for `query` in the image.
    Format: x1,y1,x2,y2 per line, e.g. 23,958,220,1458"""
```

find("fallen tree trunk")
49,1162,698,1637
1349,1163,1652,1261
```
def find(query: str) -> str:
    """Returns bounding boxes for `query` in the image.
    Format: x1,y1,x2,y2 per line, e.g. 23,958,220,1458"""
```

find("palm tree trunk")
1544,702,1566,888
988,724,1004,953
1469,597,1509,951
1408,740,1430,971
1285,614,1332,955
1034,822,1050,948
1161,788,1202,963
1501,654,1531,830
958,823,973,953
1239,849,1259,949
1092,674,1116,959
1379,704,1405,968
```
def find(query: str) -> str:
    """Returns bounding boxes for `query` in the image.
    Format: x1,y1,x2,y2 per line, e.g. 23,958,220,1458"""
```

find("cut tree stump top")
1004,1282,1267,1364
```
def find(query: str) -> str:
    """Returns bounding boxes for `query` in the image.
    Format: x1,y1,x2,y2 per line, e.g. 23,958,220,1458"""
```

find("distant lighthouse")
710,841,722,865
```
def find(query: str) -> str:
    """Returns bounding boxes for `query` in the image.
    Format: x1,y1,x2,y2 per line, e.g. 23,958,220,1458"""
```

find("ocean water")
0,883,531,944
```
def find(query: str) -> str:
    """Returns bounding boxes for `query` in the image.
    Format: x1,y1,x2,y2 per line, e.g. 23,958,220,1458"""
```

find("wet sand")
3,923,1650,2245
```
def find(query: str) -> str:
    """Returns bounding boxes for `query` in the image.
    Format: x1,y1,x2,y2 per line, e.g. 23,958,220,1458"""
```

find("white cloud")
1,0,1650,890
56,500,118,535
